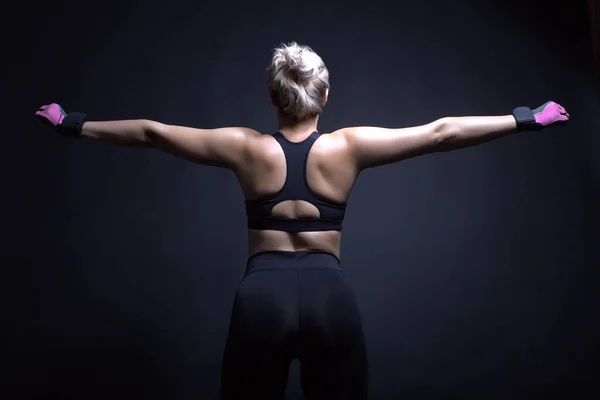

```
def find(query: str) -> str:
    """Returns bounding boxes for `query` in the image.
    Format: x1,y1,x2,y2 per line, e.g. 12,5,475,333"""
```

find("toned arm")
342,115,518,170
81,120,257,169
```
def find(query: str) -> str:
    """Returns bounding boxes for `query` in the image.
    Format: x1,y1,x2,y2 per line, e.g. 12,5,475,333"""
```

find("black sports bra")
245,131,346,232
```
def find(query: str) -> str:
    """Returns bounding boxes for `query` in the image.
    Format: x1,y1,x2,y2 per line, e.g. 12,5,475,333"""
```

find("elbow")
142,120,167,145
432,117,458,152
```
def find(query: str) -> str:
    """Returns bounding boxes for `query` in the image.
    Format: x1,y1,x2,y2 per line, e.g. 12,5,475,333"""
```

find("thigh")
299,268,369,400
220,270,297,400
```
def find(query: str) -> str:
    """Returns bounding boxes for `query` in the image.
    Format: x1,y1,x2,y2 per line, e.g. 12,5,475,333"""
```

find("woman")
35,42,569,399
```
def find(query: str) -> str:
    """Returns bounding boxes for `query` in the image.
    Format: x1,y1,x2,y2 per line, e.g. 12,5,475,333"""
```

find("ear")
322,88,329,106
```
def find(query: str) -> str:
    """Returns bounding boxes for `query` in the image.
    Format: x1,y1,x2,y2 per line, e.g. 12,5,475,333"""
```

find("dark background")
6,0,599,398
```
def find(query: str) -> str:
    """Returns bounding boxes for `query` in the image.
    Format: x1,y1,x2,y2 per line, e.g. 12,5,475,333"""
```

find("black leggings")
220,251,368,400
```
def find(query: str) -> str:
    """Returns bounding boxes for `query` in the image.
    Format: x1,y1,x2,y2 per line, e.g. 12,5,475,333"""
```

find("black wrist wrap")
512,106,541,131
57,112,87,137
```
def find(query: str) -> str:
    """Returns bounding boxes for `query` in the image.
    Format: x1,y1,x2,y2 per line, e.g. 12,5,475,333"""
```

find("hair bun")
281,44,314,82
267,42,330,120
283,47,303,70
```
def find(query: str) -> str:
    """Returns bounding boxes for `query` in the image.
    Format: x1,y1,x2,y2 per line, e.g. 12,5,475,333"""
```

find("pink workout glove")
35,103,87,137
512,101,570,131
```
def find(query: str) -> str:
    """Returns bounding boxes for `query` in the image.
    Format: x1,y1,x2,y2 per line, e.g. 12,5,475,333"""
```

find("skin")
77,90,568,260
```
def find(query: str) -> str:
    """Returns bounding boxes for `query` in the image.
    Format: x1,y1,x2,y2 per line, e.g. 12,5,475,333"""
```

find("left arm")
341,101,569,170
340,115,518,170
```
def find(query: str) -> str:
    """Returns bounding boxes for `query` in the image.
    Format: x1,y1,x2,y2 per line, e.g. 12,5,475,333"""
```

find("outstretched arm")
35,104,256,169
342,101,569,170
81,120,254,168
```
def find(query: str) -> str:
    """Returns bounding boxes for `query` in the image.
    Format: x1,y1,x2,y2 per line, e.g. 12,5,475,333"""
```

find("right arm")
80,119,257,169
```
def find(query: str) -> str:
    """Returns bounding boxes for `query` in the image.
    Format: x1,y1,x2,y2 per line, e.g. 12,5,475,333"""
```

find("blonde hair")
267,42,330,121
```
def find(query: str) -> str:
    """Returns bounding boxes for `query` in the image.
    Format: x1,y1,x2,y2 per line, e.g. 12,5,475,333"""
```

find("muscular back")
236,130,360,258
133,119,444,259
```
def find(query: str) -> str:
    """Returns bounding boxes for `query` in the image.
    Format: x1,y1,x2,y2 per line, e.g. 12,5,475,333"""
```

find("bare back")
150,119,442,259
234,130,358,259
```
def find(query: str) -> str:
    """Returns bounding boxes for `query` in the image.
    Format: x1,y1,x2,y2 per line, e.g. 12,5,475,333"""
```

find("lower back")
247,229,342,259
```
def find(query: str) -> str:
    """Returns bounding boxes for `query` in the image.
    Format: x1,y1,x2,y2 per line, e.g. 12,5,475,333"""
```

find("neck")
277,115,319,141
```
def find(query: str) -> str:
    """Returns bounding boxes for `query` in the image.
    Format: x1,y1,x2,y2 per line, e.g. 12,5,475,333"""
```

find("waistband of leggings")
246,251,341,273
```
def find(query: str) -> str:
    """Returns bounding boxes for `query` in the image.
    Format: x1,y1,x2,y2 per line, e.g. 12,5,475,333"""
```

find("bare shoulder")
238,127,263,137
244,129,279,154
325,124,441,169
235,127,263,143
309,128,357,172
314,128,353,153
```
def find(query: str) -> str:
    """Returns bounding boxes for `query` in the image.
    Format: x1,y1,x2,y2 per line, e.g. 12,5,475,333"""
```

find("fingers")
35,104,53,126
35,104,52,126
555,103,570,118
36,103,59,112
36,104,49,119
37,104,54,113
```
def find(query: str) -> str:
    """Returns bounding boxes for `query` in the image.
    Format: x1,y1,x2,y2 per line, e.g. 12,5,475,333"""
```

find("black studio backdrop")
6,0,600,398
